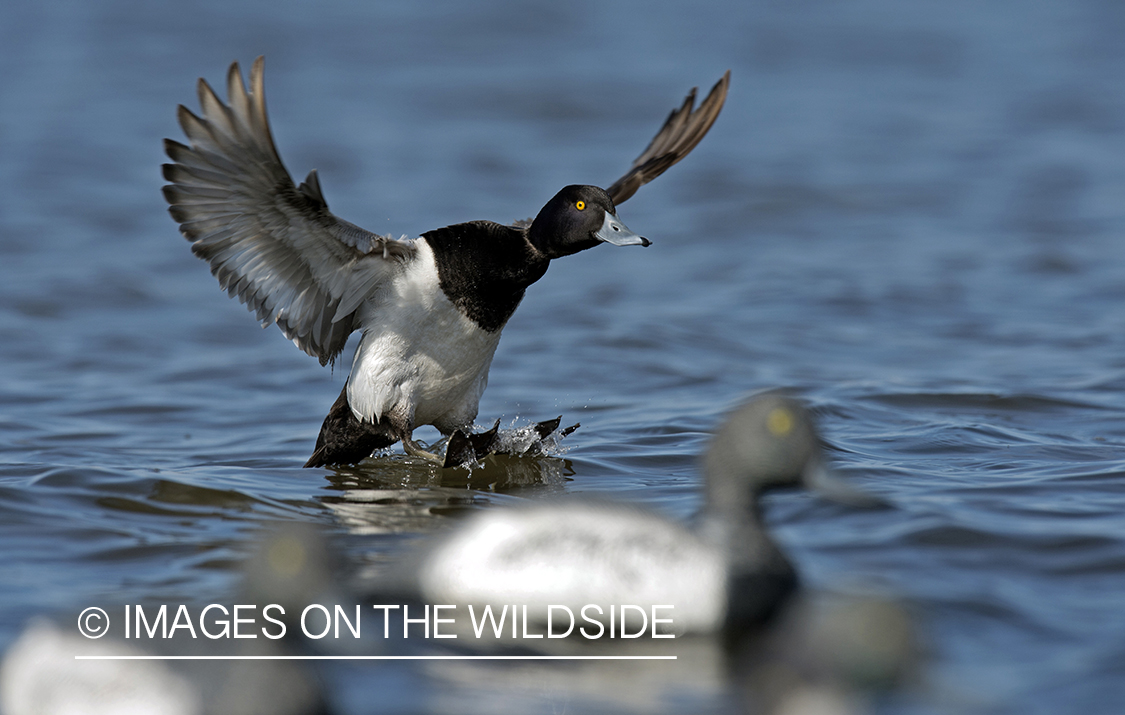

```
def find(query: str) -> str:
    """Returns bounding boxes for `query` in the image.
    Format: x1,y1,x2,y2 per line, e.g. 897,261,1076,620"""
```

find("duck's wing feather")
605,71,730,206
162,57,416,366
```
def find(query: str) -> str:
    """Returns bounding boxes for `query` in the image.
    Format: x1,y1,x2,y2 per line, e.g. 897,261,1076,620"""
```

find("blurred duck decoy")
413,394,870,638
162,58,730,468
0,523,337,715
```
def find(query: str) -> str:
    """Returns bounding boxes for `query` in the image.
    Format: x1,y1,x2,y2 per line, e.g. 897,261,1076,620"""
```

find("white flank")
419,503,728,634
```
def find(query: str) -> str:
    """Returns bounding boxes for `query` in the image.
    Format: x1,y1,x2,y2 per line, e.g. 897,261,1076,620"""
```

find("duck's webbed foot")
402,435,444,464
441,417,581,468
528,416,580,444
442,420,502,468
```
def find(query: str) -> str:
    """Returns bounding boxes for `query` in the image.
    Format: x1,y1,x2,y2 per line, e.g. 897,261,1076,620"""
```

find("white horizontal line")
75,655,677,661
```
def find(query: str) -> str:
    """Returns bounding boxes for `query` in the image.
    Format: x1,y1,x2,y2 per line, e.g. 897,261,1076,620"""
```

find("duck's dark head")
528,185,650,259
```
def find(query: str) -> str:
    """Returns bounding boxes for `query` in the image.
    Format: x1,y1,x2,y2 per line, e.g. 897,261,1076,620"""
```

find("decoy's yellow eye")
575,200,585,211
766,408,793,437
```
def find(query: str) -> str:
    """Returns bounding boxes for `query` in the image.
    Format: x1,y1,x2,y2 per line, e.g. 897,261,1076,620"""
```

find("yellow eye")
766,408,793,437
575,200,585,211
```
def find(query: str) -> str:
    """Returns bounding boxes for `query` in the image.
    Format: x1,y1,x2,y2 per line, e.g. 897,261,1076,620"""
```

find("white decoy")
0,524,338,715
413,394,858,637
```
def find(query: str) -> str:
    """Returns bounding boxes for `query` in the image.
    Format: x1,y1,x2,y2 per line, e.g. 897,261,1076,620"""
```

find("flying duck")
162,58,729,467
413,395,846,636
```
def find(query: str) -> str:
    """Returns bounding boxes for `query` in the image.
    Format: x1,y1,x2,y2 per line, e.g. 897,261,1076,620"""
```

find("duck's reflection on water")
320,453,575,536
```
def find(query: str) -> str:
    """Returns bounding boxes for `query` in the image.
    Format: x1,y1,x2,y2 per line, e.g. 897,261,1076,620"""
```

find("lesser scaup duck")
163,58,729,467
415,395,847,636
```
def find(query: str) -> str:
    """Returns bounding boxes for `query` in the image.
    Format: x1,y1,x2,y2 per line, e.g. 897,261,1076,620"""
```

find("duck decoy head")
705,394,883,510
704,394,821,499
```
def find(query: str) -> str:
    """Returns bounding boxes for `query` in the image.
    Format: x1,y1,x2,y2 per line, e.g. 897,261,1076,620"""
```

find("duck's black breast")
422,220,550,333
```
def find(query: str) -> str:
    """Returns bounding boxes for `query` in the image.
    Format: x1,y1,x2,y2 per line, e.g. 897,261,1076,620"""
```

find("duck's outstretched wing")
162,57,416,366
605,71,730,206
